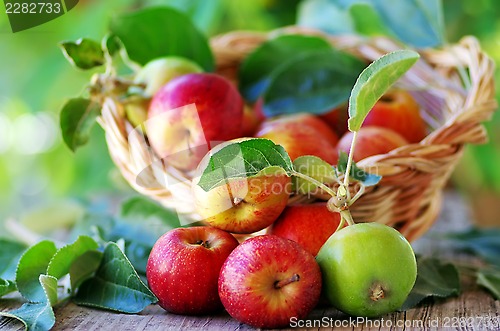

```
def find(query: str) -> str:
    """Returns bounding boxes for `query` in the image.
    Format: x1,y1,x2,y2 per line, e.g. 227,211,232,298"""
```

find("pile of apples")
128,55,421,328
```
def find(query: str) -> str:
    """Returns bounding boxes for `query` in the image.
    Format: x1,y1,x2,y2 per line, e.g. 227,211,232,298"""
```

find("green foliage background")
0,0,498,233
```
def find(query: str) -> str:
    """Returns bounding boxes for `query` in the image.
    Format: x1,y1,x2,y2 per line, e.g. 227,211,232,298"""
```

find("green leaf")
239,34,332,102
440,228,500,267
15,241,57,303
120,196,181,229
337,151,381,186
60,98,101,152
370,0,445,47
73,243,157,313
477,269,500,300
0,238,27,280
298,0,444,48
118,197,182,273
263,50,366,117
0,302,55,331
198,138,293,192
293,156,337,194
59,38,105,70
103,34,121,57
46,236,99,280
400,257,460,310
348,50,420,132
0,279,16,297
109,7,214,71
69,250,103,291
0,275,57,331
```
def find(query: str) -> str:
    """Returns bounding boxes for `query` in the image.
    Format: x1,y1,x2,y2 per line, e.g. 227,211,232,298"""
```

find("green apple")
316,223,417,317
134,56,203,97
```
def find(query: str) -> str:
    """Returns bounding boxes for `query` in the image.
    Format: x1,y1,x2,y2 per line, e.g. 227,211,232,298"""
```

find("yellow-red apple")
255,114,339,164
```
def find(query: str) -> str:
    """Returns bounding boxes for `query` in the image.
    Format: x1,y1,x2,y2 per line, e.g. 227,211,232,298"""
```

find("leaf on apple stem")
60,98,101,152
197,138,294,192
400,257,460,311
60,38,105,70
336,151,381,187
293,156,337,195
348,50,420,132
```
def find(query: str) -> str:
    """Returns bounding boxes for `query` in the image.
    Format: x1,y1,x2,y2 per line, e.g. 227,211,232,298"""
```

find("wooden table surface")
1,191,499,330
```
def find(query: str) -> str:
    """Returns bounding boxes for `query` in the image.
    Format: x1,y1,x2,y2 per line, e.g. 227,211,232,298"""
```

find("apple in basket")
362,89,427,143
255,113,339,165
146,226,239,315
219,235,322,328
192,140,291,234
125,56,203,129
267,203,342,256
337,126,408,162
133,56,203,97
147,73,244,171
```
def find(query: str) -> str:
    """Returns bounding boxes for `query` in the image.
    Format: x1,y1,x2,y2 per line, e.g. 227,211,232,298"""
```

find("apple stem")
292,171,337,198
195,240,210,248
274,274,300,289
343,131,358,189
340,210,355,226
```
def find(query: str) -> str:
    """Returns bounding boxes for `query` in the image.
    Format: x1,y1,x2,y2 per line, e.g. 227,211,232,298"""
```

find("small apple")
219,235,322,328
363,89,427,143
134,56,203,97
337,126,408,162
319,103,349,137
192,165,291,234
316,223,417,317
267,203,342,256
147,73,244,171
146,226,239,315
255,114,339,164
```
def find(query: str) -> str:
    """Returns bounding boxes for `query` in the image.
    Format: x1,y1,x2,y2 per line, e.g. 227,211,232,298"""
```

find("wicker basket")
97,27,497,242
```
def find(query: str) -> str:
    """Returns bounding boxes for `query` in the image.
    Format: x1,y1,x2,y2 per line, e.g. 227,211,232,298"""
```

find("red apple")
267,203,342,256
363,89,427,143
337,126,408,162
147,73,243,170
146,226,239,315
255,114,339,164
319,103,349,137
219,235,322,328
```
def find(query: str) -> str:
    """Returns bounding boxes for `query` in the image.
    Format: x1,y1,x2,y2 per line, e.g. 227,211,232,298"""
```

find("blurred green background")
0,0,498,236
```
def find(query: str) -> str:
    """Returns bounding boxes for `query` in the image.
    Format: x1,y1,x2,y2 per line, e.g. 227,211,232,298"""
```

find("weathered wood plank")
1,191,499,330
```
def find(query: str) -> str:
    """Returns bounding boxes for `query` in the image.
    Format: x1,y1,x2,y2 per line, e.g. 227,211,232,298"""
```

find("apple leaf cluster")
239,34,367,116
0,235,157,331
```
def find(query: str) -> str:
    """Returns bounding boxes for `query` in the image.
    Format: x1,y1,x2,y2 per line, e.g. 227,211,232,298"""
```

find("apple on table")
146,226,239,315
219,235,322,328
